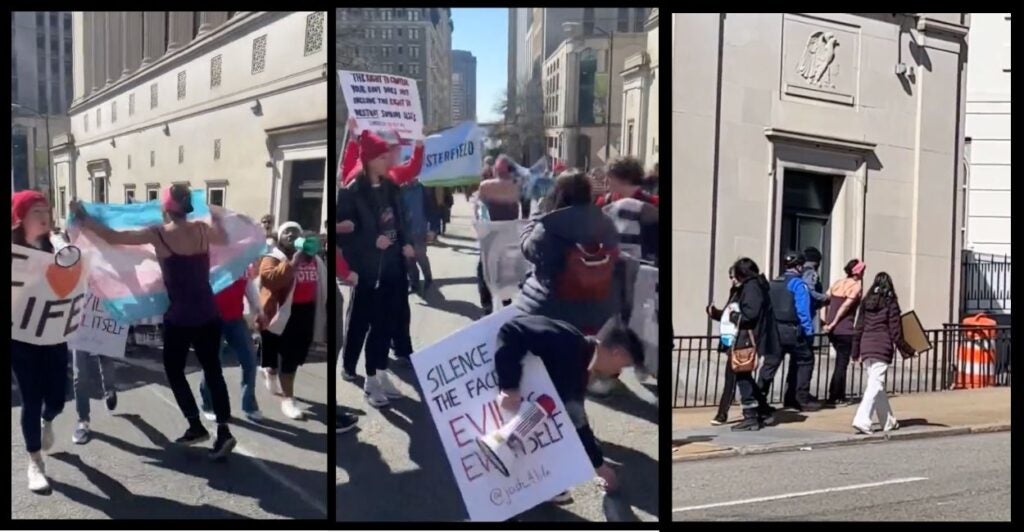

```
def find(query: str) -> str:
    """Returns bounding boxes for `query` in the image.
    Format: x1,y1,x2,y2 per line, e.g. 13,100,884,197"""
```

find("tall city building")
620,8,658,169
335,8,453,139
11,11,74,193
56,12,329,231
451,49,476,122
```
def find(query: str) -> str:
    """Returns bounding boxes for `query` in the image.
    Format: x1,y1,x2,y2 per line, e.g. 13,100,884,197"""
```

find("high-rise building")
11,11,74,193
451,50,476,122
56,12,329,231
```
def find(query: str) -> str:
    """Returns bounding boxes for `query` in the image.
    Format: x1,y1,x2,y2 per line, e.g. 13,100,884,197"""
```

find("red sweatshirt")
335,248,351,280
339,140,425,186
215,275,259,322
596,188,660,207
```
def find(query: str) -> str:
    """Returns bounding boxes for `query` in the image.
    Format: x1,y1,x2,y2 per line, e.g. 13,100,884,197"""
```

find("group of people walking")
707,248,916,433
11,185,327,494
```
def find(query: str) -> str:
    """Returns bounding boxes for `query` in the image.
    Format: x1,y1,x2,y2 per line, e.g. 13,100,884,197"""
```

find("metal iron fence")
961,251,1011,315
672,325,1011,408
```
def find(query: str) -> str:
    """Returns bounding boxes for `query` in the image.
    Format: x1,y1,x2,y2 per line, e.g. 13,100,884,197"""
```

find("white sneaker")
377,371,404,399
263,369,283,396
40,420,54,452
852,422,874,435
364,375,390,408
27,458,49,493
202,410,217,422
244,410,264,423
281,398,304,420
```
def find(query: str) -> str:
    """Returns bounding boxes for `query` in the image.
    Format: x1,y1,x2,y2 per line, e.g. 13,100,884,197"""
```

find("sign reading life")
11,244,90,345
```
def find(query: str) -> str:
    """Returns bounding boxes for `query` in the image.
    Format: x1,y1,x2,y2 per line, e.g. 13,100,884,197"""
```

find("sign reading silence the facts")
410,306,595,521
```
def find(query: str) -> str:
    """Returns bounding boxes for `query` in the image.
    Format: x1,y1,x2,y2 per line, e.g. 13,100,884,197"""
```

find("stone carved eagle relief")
797,31,840,89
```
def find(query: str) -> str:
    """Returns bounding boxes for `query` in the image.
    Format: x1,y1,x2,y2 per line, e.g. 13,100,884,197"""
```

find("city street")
11,348,329,520
336,196,659,522
672,432,1011,521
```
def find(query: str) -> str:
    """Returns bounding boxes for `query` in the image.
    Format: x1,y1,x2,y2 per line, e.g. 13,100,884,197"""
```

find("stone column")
82,12,95,97
105,12,123,86
196,12,229,38
166,12,194,53
141,12,166,67
122,11,143,76
94,13,107,91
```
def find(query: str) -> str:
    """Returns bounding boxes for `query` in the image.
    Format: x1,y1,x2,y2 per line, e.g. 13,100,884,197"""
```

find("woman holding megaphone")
256,222,327,420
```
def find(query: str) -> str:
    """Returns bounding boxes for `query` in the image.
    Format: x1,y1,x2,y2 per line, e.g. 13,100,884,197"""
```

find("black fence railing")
672,325,1011,408
961,251,1011,316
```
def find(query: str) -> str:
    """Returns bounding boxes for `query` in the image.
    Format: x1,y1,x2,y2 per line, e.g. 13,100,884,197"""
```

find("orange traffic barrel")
954,313,997,388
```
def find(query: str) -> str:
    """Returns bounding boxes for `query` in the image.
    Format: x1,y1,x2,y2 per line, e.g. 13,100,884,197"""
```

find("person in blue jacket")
756,252,822,412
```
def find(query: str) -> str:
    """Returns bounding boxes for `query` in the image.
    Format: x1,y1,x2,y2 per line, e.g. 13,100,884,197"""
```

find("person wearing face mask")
71,184,237,461
11,191,72,493
337,129,417,408
257,222,327,420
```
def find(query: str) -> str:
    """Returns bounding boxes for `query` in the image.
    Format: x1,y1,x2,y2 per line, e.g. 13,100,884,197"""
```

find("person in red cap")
11,190,69,493
337,129,417,408
338,117,425,188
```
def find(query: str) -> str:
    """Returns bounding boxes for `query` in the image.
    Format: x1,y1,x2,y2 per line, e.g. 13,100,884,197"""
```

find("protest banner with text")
474,220,529,307
399,121,484,187
68,292,129,357
411,307,595,521
339,70,424,140
11,244,89,345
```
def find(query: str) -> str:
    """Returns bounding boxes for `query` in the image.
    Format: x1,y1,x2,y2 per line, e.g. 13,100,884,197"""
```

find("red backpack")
555,243,618,301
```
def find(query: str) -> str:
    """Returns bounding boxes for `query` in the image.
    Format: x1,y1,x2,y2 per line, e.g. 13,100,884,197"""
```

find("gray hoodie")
513,204,622,334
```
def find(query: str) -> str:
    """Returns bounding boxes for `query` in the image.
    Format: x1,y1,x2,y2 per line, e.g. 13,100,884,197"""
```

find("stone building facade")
56,12,329,232
620,8,659,170
673,13,970,334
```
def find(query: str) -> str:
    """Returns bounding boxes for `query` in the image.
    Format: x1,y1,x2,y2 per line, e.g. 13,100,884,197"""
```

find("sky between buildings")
451,8,507,123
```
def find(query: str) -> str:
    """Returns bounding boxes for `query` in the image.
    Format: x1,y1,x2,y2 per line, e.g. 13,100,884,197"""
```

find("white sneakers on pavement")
27,456,49,493
40,420,54,452
364,375,390,408
244,410,264,423
281,398,305,420
377,371,404,399
263,368,283,396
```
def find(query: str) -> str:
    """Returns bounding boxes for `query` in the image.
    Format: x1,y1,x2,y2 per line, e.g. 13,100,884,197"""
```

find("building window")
97,108,102,128
382,46,391,58
410,27,420,40
150,83,158,108
634,8,646,32
146,185,160,201
397,28,403,38
583,8,595,35
618,8,629,32
177,71,186,100
409,63,420,75
207,183,226,207
214,139,221,160
112,101,117,123
398,46,404,55
178,145,184,164
127,155,132,169
93,178,107,203
627,121,635,155
252,35,267,74
304,12,325,56
129,93,135,116
410,46,420,58
58,187,67,220
124,186,136,204
382,28,393,40
211,55,222,88
150,151,155,167
381,9,392,21
367,28,376,39
398,64,404,73
84,114,89,132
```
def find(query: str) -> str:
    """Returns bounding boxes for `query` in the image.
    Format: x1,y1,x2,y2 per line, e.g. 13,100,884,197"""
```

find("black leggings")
342,274,410,377
715,361,738,419
11,341,68,453
262,302,316,375
163,320,231,424
827,334,855,402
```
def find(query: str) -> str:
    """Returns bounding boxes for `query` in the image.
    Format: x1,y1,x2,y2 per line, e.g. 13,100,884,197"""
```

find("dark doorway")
780,169,839,286
287,158,325,232
576,134,591,169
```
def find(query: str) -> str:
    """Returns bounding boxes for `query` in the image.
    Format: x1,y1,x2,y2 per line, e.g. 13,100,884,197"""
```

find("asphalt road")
672,432,1011,521
336,197,659,522
11,348,328,520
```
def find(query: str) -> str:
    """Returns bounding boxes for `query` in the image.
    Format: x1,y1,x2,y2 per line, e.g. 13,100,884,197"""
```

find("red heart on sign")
46,261,83,299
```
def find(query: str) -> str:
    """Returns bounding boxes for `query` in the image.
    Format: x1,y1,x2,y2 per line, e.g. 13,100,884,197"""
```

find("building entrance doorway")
287,158,325,233
780,169,839,286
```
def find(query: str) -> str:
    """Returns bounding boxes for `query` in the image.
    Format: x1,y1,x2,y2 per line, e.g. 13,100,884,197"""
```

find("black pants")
163,320,231,425
735,371,769,419
520,198,531,219
11,341,68,453
715,360,738,420
261,302,316,375
758,326,815,405
827,334,854,402
342,273,410,377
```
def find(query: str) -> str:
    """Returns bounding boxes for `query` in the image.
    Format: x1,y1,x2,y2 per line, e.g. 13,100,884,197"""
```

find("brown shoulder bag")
730,330,758,373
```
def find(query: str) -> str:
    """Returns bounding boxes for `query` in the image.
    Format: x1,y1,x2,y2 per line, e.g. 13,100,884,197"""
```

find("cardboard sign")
399,121,484,187
339,70,424,140
68,292,129,357
474,220,530,306
411,307,595,522
900,310,932,354
11,243,89,345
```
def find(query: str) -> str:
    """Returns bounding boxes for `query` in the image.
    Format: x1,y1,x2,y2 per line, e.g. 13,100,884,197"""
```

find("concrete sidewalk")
672,387,1011,462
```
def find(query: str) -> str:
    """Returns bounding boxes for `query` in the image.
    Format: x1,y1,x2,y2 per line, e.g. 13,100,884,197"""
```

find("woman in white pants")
851,272,915,434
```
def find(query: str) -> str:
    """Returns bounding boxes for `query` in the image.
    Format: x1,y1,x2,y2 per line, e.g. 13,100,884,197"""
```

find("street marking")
149,388,327,517
672,477,929,513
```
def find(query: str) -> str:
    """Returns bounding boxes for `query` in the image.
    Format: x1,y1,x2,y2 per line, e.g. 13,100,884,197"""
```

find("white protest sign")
474,220,530,306
11,243,89,345
630,264,659,378
339,70,424,140
68,292,129,357
411,306,595,521
400,121,484,187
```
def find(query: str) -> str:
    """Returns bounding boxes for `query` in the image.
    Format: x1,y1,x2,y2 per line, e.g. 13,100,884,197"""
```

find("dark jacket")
400,181,439,238
731,275,781,361
336,176,408,285
513,204,621,334
852,292,906,365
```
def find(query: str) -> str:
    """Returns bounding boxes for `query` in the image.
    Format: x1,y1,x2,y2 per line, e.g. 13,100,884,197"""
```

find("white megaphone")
51,235,82,268
476,394,557,477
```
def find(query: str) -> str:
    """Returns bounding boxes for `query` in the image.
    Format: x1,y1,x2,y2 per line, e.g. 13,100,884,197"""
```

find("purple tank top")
156,228,218,326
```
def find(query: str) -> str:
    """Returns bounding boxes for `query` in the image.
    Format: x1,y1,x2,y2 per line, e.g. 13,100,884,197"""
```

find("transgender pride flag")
67,190,268,323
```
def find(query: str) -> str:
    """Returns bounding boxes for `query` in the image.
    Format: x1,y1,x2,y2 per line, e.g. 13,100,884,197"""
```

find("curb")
671,423,1011,463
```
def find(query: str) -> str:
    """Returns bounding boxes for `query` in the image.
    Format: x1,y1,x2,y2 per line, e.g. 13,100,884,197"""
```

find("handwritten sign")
474,221,529,307
339,70,424,140
411,307,594,521
630,264,659,378
11,243,89,345
68,292,129,357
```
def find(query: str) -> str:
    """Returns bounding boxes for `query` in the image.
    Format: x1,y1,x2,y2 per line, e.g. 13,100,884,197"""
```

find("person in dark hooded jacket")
724,258,777,430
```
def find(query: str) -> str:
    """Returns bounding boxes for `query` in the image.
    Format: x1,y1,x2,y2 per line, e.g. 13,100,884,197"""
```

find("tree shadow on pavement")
587,386,658,424
296,398,329,427
90,414,327,519
49,452,252,520
232,415,326,455
600,441,658,519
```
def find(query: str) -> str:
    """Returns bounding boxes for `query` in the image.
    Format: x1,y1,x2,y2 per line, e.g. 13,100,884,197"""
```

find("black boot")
209,425,237,461
731,414,762,432
175,422,210,445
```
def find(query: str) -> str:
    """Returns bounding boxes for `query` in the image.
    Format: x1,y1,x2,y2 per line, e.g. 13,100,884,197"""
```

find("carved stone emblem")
797,31,840,88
